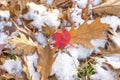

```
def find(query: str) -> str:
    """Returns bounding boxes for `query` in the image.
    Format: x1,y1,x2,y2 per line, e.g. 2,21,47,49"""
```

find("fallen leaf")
92,0,120,17
69,18,109,48
8,0,29,19
7,23,57,80
102,0,107,3
0,44,6,55
42,24,56,37
1,74,25,80
81,8,89,20
12,21,35,40
48,75,57,80
52,28,71,48
4,24,16,36
37,42,57,80
115,69,120,80
54,0,72,8
20,18,33,26
9,5,20,19
8,32,37,55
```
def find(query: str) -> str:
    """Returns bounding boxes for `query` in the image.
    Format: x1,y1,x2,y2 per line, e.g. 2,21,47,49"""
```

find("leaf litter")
0,0,120,80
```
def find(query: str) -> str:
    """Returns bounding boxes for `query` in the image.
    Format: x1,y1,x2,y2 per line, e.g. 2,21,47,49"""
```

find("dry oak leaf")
37,42,57,80
8,29,57,80
42,24,56,37
69,18,109,48
8,32,38,55
0,44,6,55
92,0,120,17
53,0,72,8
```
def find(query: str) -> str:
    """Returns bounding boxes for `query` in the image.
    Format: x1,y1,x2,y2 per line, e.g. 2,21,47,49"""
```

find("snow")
0,10,11,31
1,0,120,80
2,59,23,78
72,0,88,8
46,0,54,5
24,52,40,80
111,32,120,47
101,16,120,31
92,0,102,6
104,54,120,69
91,39,107,52
91,39,107,48
0,10,10,20
67,45,93,59
35,32,46,47
22,2,61,30
41,9,60,27
91,58,116,80
51,52,79,80
70,5,84,27
0,32,8,44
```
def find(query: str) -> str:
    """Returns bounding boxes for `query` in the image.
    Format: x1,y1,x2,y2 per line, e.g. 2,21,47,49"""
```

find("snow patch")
0,32,8,44
104,54,120,69
91,39,107,48
0,10,10,20
51,52,79,80
2,59,23,78
22,2,60,30
24,53,40,80
35,32,46,47
67,45,94,59
70,5,84,27
72,0,88,8
92,0,102,6
0,10,11,31
46,0,54,5
101,16,120,31
91,58,116,80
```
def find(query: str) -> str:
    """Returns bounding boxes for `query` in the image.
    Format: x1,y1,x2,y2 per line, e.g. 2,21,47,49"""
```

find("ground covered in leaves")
0,0,120,80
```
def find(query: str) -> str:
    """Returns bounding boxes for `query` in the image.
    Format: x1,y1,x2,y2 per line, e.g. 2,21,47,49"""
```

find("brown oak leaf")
8,32,38,55
8,30,57,80
37,42,57,80
69,18,109,48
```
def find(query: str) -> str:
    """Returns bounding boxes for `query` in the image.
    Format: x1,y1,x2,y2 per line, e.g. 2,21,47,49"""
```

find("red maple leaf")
52,28,71,48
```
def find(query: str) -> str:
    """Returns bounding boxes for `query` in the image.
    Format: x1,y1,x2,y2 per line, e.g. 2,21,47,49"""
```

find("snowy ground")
0,0,120,80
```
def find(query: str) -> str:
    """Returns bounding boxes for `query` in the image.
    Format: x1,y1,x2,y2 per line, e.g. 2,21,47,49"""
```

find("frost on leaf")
69,18,109,48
